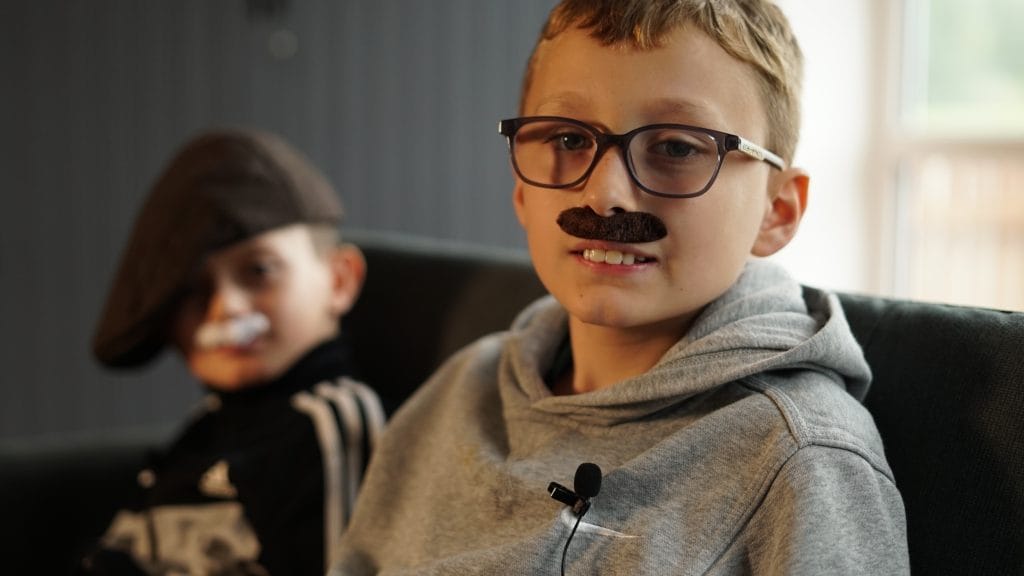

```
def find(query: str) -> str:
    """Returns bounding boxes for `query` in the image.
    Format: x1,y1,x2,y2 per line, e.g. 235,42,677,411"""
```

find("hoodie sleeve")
738,444,910,575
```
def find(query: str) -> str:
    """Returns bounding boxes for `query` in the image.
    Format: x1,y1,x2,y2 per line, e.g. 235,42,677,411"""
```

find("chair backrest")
343,230,548,413
347,231,1024,574
840,293,1024,576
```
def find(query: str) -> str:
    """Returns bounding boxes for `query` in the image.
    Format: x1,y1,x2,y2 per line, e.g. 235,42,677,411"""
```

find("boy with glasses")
80,128,383,575
331,0,908,574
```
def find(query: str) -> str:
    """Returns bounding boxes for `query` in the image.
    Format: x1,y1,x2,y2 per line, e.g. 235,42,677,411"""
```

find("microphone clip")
548,482,591,516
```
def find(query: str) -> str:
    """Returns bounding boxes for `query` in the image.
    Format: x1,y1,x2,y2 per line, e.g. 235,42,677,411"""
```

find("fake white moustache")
194,312,270,350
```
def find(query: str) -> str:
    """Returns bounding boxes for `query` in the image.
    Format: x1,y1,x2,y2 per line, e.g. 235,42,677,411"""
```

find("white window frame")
871,0,1024,309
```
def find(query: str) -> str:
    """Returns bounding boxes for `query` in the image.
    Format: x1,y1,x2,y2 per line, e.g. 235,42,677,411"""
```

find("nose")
206,279,250,320
580,146,639,216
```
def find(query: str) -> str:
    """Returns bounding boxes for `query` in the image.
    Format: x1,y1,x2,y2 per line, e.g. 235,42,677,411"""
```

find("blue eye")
544,129,593,152
638,129,716,165
556,132,591,151
659,140,696,157
649,136,704,159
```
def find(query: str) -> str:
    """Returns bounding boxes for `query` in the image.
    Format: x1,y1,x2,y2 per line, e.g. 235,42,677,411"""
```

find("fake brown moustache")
557,207,667,243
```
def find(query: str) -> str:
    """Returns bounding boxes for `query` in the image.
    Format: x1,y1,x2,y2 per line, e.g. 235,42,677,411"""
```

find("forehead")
524,24,765,137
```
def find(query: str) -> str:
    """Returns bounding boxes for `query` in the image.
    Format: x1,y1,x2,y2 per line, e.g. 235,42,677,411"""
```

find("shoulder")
742,371,893,481
729,442,909,575
406,294,564,413
285,378,386,488
290,377,385,436
715,376,908,573
396,332,510,419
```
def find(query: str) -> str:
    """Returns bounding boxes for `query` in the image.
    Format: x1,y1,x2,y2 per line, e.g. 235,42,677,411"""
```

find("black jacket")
80,337,384,575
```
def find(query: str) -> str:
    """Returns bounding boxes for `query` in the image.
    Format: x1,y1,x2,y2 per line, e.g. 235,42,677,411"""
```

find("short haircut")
307,223,341,258
521,0,803,163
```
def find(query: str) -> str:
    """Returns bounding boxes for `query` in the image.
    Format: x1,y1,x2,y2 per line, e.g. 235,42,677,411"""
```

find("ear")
513,180,528,227
326,243,367,316
751,167,809,257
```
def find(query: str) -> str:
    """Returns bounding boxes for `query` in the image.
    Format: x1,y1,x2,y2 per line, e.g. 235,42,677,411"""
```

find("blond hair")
521,0,803,163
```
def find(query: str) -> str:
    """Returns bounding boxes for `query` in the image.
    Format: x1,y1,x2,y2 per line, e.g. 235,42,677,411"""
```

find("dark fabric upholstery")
2,232,1021,575
0,430,162,574
840,293,1024,575
342,231,548,414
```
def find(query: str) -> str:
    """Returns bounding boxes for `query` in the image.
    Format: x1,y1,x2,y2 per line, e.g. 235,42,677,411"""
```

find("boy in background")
331,0,908,574
81,128,383,575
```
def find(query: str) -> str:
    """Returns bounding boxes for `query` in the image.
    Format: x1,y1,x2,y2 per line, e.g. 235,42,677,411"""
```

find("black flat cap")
93,127,343,368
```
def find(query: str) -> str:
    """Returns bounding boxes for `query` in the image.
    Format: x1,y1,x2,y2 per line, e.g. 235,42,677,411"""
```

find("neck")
553,315,695,395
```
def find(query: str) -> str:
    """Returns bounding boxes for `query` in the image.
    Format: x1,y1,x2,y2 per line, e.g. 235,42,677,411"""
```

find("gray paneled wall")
0,0,557,440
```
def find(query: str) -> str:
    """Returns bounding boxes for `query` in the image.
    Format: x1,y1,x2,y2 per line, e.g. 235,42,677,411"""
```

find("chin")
201,374,269,392
189,357,275,391
562,292,650,328
563,289,703,334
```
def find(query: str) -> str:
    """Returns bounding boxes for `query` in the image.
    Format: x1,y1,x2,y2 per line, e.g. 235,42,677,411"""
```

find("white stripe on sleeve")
291,391,344,570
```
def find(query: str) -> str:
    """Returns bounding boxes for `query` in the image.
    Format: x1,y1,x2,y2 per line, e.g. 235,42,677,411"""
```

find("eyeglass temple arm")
731,135,787,171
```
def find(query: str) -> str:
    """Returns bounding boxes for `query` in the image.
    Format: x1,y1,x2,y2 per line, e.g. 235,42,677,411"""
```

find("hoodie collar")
502,260,871,425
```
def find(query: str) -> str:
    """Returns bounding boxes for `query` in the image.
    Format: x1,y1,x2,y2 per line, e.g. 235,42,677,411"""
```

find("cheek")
659,195,763,277
521,192,566,245
684,185,766,247
524,215,564,280
263,277,333,332
172,308,203,353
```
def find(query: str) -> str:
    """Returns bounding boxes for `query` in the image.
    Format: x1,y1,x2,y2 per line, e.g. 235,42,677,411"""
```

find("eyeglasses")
498,116,786,199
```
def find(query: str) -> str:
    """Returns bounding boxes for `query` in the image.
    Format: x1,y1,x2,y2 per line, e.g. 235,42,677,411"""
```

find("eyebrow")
530,92,591,116
531,94,726,128
641,97,725,126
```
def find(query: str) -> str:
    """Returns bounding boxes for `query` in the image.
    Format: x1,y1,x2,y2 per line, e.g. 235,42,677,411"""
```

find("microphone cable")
553,462,602,576
561,505,588,576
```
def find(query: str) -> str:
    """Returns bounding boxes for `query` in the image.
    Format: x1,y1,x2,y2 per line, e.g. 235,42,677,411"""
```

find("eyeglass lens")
511,119,722,197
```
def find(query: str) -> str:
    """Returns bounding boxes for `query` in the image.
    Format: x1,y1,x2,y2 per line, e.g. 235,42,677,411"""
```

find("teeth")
583,249,647,265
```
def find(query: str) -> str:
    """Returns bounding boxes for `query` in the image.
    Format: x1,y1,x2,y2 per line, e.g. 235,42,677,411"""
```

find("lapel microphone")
548,462,603,515
548,463,603,575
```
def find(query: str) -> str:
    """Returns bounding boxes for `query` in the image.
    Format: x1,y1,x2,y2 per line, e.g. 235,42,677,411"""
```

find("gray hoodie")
331,261,909,575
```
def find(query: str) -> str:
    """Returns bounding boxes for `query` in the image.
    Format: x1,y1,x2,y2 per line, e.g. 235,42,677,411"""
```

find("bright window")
889,0,1024,310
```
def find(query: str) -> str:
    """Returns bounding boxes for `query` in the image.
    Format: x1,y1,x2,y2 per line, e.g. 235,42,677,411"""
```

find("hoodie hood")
502,260,871,425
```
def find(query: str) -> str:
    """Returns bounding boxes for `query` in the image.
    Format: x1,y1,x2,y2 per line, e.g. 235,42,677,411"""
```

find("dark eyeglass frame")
498,116,787,199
